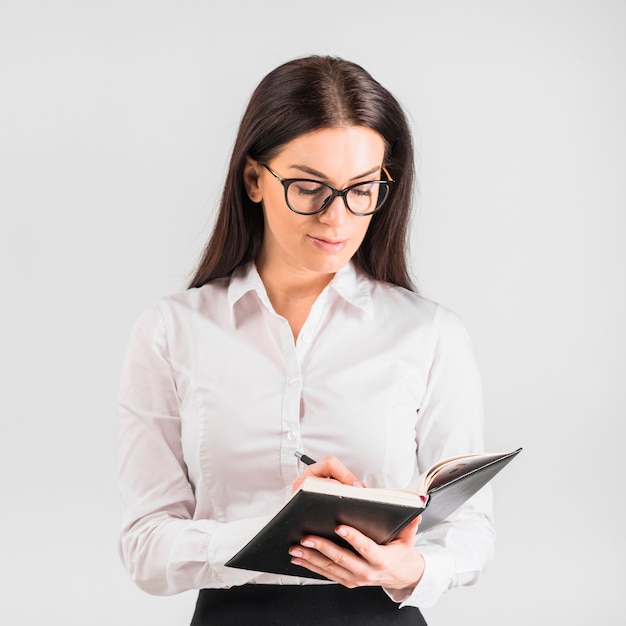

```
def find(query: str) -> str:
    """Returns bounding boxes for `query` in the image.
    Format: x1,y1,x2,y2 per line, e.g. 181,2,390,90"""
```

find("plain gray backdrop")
1,1,624,624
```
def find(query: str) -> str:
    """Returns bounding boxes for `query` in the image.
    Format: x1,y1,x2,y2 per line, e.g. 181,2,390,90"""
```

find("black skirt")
190,584,427,625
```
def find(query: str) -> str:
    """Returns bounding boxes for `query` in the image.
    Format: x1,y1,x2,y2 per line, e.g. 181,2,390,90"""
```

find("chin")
305,254,353,275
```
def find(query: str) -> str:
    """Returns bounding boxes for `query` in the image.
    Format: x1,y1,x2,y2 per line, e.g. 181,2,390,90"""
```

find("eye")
351,183,375,197
293,181,326,197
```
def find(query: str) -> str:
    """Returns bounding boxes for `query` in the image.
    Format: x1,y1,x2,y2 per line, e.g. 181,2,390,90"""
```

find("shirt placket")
277,292,328,496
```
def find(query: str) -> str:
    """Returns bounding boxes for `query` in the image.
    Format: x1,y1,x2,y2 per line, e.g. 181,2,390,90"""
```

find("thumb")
394,516,421,544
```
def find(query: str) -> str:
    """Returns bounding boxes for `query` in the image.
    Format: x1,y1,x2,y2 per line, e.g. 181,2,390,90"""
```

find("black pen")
294,451,317,466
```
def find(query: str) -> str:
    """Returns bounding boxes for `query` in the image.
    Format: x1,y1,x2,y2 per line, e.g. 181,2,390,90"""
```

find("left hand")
288,516,425,591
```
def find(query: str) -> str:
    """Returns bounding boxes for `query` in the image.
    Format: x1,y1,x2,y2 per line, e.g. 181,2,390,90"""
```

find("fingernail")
289,548,303,558
352,480,365,488
301,540,315,548
335,527,348,537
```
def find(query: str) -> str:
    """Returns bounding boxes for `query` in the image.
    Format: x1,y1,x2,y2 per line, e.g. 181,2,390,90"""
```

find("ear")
243,157,263,203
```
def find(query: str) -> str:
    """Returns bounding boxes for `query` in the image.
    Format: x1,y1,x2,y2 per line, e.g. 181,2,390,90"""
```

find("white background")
1,1,624,624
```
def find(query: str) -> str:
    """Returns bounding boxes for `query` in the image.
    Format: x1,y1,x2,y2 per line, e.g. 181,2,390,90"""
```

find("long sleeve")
118,265,496,602
388,306,495,608
117,306,267,595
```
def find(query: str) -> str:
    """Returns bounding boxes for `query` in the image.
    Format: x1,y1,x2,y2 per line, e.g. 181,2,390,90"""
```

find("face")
245,126,386,282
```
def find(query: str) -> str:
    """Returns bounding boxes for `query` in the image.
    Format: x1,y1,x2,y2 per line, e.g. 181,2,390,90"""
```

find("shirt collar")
227,261,374,319
227,263,271,312
326,261,374,318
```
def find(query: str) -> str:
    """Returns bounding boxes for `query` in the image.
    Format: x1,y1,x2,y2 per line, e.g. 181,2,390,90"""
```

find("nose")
318,194,348,225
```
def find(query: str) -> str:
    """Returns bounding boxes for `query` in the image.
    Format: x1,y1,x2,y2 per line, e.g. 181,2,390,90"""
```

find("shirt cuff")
206,516,270,587
384,550,455,609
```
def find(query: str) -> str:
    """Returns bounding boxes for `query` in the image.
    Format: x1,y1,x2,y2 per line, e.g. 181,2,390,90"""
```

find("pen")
294,451,317,466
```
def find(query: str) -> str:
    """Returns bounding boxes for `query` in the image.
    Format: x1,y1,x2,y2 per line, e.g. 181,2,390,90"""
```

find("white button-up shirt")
118,262,494,608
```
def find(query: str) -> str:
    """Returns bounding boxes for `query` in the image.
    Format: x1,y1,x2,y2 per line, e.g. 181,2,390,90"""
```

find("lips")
308,236,348,252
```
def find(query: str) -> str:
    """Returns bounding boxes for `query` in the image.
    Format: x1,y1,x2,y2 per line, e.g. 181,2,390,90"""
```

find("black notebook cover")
226,490,423,579
419,447,521,532
226,448,521,578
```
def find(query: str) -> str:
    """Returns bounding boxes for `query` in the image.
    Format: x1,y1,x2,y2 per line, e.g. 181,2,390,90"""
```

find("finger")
296,528,381,577
333,525,384,566
330,526,423,589
299,456,366,487
288,538,358,584
289,553,351,585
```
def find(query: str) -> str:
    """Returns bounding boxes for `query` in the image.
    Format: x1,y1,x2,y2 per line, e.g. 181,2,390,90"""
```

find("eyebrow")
289,164,382,182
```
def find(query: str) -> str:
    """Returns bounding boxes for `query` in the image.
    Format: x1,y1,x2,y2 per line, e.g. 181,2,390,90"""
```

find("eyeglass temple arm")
382,165,394,182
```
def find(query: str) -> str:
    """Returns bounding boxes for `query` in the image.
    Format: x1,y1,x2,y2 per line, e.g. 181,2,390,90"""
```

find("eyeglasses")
261,164,394,216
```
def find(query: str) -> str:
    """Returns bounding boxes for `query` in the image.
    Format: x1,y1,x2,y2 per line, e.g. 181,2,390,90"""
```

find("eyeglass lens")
287,180,389,215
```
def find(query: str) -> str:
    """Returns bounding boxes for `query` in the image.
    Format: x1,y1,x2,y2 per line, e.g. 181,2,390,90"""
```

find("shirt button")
288,377,300,388
301,332,312,343
287,430,297,442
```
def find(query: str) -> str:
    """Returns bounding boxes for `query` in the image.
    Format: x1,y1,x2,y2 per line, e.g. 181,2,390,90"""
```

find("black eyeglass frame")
261,163,395,216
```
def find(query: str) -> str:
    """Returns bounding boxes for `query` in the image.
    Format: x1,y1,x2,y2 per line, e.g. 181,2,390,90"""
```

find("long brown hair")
189,55,415,291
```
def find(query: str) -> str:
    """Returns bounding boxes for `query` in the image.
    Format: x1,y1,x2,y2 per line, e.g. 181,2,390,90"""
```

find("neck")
255,258,335,340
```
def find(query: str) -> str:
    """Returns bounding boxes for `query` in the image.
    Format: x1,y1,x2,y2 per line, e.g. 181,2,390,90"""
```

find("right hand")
292,456,366,493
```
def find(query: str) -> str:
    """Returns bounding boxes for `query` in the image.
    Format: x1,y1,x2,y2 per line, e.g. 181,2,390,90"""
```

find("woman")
118,55,494,625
